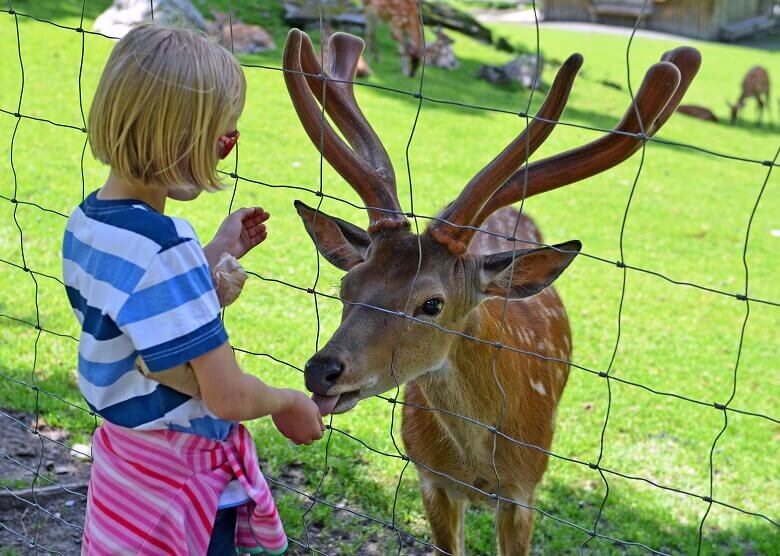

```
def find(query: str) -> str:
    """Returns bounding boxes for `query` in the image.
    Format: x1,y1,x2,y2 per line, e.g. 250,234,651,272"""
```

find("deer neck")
413,305,509,444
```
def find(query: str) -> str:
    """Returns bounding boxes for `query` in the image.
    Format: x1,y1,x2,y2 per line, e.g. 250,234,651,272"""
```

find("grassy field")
1,1,778,553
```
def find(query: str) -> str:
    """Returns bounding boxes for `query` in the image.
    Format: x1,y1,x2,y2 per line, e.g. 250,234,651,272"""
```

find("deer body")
730,66,770,125
362,0,423,76
403,212,571,553
282,29,700,554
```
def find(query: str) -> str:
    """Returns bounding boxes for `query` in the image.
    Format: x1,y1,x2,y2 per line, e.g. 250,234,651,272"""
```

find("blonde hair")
89,23,246,193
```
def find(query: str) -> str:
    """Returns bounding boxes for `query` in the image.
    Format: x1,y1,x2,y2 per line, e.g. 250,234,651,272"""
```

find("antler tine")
652,46,702,131
283,29,406,233
463,56,689,242
300,32,397,190
428,54,583,254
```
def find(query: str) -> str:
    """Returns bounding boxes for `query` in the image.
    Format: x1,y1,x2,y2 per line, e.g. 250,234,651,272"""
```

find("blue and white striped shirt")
62,191,232,440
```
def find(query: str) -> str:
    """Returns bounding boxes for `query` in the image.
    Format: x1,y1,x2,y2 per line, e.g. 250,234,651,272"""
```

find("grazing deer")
283,29,700,554
362,0,424,76
729,66,770,125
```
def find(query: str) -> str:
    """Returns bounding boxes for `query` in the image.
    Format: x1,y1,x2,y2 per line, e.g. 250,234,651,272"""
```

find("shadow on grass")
275,452,778,554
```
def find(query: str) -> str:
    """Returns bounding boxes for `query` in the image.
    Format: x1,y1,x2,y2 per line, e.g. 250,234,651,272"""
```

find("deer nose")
304,356,344,394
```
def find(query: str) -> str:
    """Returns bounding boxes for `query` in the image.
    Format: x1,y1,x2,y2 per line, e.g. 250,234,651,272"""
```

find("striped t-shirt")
62,191,232,440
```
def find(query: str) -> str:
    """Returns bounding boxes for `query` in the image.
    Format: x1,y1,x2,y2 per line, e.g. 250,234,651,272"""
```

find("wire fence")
0,0,778,554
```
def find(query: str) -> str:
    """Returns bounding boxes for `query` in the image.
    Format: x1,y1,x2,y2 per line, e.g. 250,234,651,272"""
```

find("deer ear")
479,240,581,299
294,201,369,271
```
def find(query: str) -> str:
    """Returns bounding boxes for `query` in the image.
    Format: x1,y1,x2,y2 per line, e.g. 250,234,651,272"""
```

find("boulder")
94,0,207,38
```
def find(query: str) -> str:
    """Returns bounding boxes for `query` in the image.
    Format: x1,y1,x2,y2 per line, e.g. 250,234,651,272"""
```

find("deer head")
283,29,700,415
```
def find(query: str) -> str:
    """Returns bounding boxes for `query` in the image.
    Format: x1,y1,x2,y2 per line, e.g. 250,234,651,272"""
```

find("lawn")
0,1,778,554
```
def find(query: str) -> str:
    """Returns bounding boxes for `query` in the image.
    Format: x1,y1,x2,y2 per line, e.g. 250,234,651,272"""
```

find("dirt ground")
0,411,431,555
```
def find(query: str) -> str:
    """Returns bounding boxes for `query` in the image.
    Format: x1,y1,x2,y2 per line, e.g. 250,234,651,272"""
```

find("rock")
477,54,543,89
54,464,76,475
94,0,207,39
425,27,459,70
69,443,92,461
207,10,276,54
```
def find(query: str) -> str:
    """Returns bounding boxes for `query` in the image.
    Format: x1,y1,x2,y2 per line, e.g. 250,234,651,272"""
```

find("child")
62,23,324,555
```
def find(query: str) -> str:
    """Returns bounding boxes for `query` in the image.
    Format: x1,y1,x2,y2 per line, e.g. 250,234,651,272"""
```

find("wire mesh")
0,0,778,554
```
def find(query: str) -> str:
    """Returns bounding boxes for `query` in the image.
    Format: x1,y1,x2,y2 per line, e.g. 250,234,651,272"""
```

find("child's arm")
191,342,324,445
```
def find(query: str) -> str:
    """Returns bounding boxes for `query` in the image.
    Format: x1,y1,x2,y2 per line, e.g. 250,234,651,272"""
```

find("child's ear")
479,240,581,299
294,200,370,271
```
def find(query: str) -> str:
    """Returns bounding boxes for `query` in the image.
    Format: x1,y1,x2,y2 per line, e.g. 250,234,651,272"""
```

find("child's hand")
209,207,270,262
272,390,325,446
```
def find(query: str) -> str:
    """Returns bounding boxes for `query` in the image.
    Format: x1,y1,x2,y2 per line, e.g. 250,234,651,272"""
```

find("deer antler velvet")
283,29,407,234
429,47,701,254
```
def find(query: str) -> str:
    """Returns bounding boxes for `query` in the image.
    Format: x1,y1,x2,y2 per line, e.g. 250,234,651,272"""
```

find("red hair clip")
217,130,239,160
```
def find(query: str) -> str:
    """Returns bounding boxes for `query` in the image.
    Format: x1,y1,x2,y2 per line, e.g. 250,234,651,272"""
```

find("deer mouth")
312,390,361,416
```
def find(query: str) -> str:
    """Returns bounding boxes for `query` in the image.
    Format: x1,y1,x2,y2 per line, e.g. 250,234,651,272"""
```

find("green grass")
1,1,778,553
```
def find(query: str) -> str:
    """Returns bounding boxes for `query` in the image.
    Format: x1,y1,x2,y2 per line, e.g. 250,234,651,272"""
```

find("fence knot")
615,260,625,268
598,371,608,378
81,127,87,133
404,212,414,218
702,496,712,503
305,287,314,294
229,172,237,179
713,402,726,411
761,160,773,167
588,530,596,538
487,425,497,434
412,92,422,99
13,112,20,118
735,293,747,301
7,9,15,15
10,197,18,204
517,111,528,118
75,27,83,33
493,341,503,350
588,462,599,470
401,455,409,462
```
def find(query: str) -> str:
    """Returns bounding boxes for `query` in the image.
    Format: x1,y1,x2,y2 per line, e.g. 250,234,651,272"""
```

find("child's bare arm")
190,342,324,445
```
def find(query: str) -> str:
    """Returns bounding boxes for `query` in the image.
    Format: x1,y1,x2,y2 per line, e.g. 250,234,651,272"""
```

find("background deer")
362,0,424,76
283,29,699,554
729,66,770,125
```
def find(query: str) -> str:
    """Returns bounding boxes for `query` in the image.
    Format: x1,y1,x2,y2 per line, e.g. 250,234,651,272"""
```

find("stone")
94,0,207,39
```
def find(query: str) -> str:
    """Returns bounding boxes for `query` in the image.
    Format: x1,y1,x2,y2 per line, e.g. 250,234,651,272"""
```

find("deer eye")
420,298,444,316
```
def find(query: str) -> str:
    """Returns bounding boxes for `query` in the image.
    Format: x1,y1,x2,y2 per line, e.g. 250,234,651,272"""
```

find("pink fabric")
82,421,287,555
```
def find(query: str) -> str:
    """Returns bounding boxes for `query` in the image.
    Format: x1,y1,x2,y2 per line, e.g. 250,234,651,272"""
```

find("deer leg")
756,95,765,126
420,476,466,555
496,498,534,556
389,26,411,76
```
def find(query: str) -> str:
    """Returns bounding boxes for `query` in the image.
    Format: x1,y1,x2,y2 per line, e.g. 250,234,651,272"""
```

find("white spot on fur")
563,335,571,351
531,380,546,396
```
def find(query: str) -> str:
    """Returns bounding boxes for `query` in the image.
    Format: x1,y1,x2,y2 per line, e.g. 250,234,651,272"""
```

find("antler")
429,47,701,255
283,29,407,234
429,53,583,253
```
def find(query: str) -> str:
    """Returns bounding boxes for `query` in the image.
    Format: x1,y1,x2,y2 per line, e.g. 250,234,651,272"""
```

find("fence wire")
0,1,778,555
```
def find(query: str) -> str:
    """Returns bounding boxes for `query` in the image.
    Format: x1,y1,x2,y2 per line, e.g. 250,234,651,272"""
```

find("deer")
729,66,770,126
362,0,424,76
282,29,700,554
